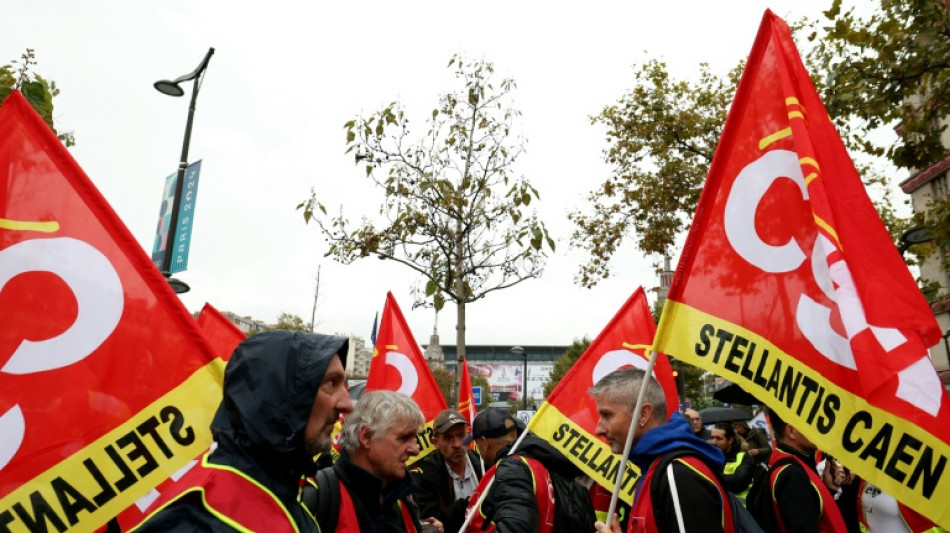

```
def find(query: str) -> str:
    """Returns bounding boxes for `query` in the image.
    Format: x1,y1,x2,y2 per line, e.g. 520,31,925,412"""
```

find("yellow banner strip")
0,359,225,533
654,300,950,529
529,403,640,505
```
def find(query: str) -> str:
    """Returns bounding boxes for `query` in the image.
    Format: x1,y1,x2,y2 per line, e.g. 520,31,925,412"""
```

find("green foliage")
810,0,950,172
571,3,947,287
569,60,740,287
544,337,592,397
264,312,312,332
678,361,718,410
432,365,453,406
298,54,554,362
0,49,74,147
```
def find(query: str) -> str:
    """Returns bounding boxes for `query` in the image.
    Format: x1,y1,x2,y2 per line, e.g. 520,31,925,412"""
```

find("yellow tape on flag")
530,403,640,505
408,419,438,467
655,300,950,528
0,359,225,533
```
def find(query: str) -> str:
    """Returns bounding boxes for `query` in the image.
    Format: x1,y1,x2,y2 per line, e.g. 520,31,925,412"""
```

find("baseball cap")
463,408,515,445
433,409,467,434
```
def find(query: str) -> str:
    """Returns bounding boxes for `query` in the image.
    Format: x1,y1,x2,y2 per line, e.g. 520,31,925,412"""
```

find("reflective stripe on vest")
724,451,750,499
336,480,417,533
129,454,300,533
769,450,848,533
464,456,554,533
628,455,734,533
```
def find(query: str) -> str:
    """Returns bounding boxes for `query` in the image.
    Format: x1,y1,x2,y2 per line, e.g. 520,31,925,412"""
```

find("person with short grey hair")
311,391,442,532
591,368,731,533
338,390,425,453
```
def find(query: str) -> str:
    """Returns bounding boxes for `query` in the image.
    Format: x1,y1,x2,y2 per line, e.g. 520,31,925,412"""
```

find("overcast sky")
6,0,853,346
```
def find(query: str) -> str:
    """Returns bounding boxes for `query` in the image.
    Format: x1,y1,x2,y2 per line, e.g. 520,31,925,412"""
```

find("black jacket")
132,331,348,533
328,449,423,533
772,443,823,533
410,449,484,533
478,434,595,533
722,443,755,495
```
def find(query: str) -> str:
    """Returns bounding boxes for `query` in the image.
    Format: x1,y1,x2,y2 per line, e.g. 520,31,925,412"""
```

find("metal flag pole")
605,349,660,525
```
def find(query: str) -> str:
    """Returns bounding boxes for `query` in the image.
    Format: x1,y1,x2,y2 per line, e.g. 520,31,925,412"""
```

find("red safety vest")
855,479,943,533
627,454,734,533
335,480,417,533
768,449,848,533
129,454,300,533
465,456,554,533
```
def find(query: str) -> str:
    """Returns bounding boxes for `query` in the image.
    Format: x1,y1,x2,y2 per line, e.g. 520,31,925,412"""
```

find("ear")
358,425,374,449
639,403,654,427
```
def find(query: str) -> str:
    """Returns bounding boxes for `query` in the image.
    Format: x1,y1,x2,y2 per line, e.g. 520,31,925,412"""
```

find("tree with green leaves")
570,1,946,291
299,54,554,396
264,312,312,332
543,337,591,397
0,49,74,147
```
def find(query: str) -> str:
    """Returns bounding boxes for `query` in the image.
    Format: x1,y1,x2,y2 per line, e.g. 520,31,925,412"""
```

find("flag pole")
606,349,660,524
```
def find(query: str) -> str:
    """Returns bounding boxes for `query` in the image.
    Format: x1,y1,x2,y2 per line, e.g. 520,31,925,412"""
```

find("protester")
856,478,947,533
412,409,484,533
131,331,353,533
591,368,732,533
465,431,595,533
313,390,442,533
465,408,518,467
710,423,754,502
684,408,712,440
760,411,848,533
734,419,771,464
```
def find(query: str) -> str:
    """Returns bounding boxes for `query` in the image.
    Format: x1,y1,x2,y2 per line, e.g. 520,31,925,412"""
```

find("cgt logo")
0,236,124,471
723,149,941,416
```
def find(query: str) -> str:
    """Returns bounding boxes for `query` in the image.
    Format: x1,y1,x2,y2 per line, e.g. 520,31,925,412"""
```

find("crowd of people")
127,332,945,533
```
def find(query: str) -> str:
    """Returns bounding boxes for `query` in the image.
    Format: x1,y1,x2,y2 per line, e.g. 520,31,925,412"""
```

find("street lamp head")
510,346,526,357
898,224,934,256
153,79,186,97
163,273,191,294
153,47,215,98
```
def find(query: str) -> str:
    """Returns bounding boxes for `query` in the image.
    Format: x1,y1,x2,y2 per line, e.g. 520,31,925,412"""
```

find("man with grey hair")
310,391,442,532
590,368,733,533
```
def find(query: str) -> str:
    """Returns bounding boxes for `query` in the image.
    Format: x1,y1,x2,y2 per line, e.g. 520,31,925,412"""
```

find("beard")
306,431,332,457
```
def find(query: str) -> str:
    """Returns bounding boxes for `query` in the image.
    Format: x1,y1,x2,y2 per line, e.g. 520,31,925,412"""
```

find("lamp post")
154,47,215,294
898,224,934,256
511,346,528,409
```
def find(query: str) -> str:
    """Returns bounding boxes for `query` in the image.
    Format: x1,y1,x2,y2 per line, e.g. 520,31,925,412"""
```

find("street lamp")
154,47,215,294
511,346,528,409
898,224,934,256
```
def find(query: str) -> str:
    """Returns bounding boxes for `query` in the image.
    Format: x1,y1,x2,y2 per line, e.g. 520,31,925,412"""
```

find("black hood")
210,330,348,481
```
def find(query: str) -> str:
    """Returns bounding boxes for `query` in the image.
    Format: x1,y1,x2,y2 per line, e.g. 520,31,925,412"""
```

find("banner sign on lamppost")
151,160,201,274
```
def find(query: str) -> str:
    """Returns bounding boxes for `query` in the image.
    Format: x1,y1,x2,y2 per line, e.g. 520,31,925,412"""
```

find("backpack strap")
313,467,341,533
649,450,733,532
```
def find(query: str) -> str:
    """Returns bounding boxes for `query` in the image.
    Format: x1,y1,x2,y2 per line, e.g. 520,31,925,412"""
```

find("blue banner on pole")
150,160,202,274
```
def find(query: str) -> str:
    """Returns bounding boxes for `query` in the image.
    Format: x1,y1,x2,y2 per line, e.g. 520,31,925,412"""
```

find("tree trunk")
455,220,466,409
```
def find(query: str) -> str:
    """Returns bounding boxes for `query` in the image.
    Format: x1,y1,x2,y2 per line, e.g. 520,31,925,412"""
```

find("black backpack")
650,450,764,533
744,457,795,533
301,467,341,533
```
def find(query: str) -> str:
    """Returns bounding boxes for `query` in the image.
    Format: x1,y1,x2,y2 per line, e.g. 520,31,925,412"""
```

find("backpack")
650,450,764,533
744,457,795,532
301,467,341,533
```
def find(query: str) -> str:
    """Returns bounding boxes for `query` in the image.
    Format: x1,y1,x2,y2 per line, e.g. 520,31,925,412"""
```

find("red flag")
0,90,224,531
366,292,447,462
652,12,950,528
527,287,677,505
459,357,477,425
196,302,246,360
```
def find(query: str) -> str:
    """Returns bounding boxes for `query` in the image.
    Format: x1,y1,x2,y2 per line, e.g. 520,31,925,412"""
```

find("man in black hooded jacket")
130,330,353,533
468,433,595,533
